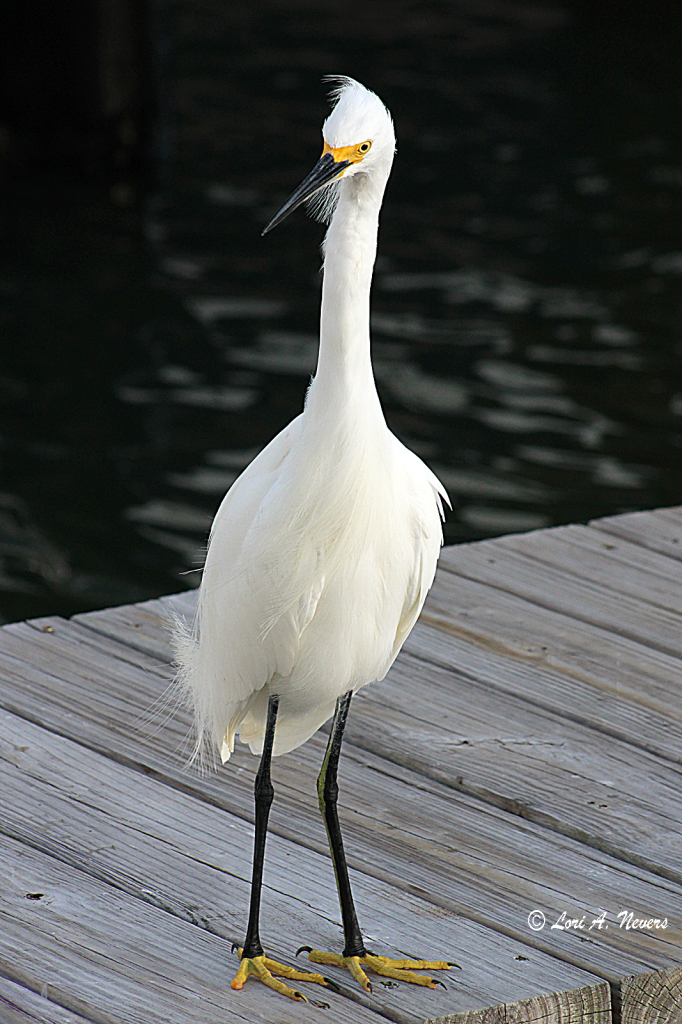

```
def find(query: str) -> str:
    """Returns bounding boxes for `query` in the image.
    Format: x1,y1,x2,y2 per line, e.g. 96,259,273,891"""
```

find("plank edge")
423,979,612,1023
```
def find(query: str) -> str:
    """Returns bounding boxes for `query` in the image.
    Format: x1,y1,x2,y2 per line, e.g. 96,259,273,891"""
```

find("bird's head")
262,77,395,234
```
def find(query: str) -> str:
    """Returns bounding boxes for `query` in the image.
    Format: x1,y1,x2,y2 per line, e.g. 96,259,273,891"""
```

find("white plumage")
174,77,448,766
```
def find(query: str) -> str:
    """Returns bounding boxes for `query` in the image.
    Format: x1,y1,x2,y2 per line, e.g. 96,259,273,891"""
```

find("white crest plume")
321,76,396,154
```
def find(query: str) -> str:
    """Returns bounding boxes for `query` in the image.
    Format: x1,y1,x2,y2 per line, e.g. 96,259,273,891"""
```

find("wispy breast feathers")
305,179,342,225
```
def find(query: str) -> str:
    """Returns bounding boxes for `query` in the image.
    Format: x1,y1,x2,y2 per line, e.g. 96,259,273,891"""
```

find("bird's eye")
358,141,371,154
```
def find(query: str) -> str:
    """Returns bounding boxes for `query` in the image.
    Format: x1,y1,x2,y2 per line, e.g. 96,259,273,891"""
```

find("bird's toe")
230,953,328,1000
298,948,455,992
364,953,453,989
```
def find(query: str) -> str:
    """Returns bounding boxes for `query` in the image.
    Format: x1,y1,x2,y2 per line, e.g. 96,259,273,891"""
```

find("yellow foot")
297,946,458,993
231,947,331,1003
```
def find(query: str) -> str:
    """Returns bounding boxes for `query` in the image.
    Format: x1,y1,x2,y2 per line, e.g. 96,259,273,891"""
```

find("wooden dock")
1,506,681,1023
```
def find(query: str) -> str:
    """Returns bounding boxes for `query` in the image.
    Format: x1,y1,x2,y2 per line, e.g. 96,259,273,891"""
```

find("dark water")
2,1,682,622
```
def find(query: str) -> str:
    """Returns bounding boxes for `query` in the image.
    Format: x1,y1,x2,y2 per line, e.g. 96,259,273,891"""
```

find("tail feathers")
170,612,201,759
170,611,218,769
172,611,266,767
220,689,265,763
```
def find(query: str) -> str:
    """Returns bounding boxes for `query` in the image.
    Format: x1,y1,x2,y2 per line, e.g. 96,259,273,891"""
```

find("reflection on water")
2,1,682,621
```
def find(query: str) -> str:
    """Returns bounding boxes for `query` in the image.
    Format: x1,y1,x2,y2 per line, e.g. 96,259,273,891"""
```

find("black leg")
241,693,279,960
317,690,366,959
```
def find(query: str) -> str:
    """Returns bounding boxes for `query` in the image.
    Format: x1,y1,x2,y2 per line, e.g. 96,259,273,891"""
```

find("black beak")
262,152,350,235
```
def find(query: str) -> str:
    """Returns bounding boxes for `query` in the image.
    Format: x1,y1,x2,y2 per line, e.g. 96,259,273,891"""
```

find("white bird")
174,76,452,1002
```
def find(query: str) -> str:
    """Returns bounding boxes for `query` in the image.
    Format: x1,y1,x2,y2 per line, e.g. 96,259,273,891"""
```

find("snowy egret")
174,77,451,1001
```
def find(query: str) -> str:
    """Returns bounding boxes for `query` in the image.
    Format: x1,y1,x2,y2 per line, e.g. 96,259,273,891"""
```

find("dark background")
1,0,682,623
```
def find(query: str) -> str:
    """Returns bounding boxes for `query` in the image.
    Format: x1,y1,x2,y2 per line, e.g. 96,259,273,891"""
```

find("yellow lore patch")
322,139,372,165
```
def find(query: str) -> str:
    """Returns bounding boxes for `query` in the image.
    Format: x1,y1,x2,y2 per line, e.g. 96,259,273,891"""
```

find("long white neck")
305,170,388,420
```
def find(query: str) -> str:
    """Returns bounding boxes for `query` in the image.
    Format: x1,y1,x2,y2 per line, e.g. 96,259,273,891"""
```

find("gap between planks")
0,974,93,1024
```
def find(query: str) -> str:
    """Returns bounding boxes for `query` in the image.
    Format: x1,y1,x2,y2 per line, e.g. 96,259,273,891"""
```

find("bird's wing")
383,444,449,671
206,415,303,560
174,416,325,760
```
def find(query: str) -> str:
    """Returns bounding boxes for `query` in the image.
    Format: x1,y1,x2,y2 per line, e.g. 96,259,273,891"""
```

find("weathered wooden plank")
422,571,682,749
591,508,682,563
0,707,605,1020
0,834,388,1024
349,653,682,880
0,621,680,983
404,620,682,768
656,507,682,528
620,966,682,1024
438,540,682,661
0,618,183,763
73,590,197,662
489,523,682,612
567,521,682,583
425,981,612,1023
0,976,92,1024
